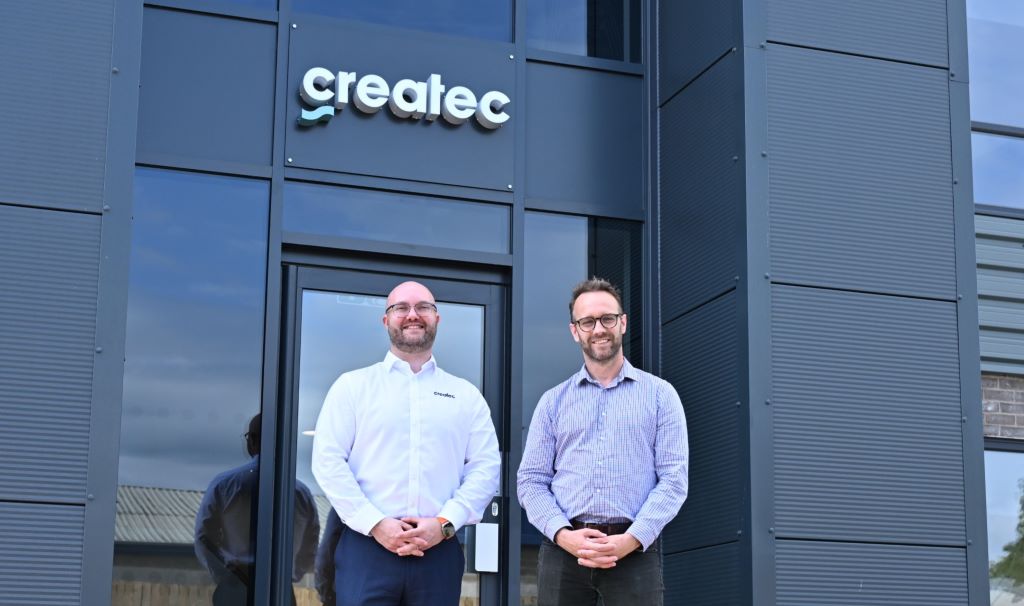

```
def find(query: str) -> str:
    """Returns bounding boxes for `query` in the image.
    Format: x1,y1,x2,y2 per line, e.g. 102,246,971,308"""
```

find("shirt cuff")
346,502,388,536
625,522,657,552
437,503,470,531
543,515,572,542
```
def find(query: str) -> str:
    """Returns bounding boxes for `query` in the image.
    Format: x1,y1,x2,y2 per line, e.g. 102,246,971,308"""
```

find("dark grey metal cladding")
772,285,965,544
0,502,84,605
661,291,740,552
766,0,948,67
976,214,1024,374
767,45,955,299
658,0,740,103
776,540,967,605
525,63,642,217
663,542,740,605
287,20,514,192
660,50,743,321
0,1,112,212
0,205,100,502
137,7,276,166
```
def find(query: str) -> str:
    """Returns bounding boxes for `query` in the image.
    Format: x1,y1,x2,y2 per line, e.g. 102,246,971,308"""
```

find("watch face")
441,522,456,539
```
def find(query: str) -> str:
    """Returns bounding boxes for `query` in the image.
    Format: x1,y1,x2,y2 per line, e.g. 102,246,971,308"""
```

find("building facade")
0,1,1020,605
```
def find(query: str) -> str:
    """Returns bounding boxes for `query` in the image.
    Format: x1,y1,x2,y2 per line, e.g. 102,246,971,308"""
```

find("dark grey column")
0,2,141,605
656,0,986,603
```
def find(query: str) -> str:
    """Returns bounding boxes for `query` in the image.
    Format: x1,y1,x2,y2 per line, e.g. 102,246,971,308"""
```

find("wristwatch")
438,517,456,540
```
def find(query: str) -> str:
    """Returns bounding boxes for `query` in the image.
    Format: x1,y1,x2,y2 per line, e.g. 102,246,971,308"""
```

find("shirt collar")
575,357,638,388
383,350,437,375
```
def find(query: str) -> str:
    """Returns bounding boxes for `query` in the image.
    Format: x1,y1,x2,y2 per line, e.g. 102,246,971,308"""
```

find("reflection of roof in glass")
114,485,333,545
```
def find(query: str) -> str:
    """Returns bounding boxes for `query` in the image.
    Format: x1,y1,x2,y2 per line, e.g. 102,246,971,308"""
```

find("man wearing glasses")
312,281,500,606
518,278,689,606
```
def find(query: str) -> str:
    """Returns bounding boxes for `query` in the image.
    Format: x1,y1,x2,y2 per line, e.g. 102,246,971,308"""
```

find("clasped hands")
555,528,641,569
370,516,444,557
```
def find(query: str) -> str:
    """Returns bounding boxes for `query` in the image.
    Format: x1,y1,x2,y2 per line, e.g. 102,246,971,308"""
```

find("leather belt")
569,518,632,535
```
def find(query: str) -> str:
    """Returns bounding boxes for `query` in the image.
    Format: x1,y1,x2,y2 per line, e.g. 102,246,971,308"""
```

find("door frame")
268,253,511,605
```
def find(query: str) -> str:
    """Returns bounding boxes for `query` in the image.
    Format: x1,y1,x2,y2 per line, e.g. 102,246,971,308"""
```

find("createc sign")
298,67,511,130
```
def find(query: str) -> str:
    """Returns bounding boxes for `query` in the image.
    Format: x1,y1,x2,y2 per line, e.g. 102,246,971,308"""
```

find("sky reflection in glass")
972,132,1024,209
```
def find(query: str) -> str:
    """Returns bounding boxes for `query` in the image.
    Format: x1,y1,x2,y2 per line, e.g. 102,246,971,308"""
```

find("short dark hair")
245,413,261,458
569,277,624,320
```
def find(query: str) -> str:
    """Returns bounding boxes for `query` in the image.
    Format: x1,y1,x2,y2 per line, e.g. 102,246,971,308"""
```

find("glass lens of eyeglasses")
389,302,438,316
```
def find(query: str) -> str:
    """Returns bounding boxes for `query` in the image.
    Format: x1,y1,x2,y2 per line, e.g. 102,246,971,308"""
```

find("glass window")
972,132,1024,209
292,0,511,42
527,0,641,62
284,181,511,254
111,168,269,605
967,0,1024,127
985,449,1024,604
519,211,643,603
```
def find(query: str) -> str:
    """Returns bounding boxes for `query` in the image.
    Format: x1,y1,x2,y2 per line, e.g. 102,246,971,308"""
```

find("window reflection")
292,0,511,42
967,0,1024,127
527,0,640,62
112,168,269,606
294,291,485,605
985,450,1024,605
520,211,643,604
972,132,1024,209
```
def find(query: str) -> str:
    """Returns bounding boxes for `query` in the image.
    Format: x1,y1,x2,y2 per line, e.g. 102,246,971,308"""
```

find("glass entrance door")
276,265,506,606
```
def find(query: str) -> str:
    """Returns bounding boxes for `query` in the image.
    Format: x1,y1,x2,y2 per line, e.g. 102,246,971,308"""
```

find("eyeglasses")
572,313,623,332
385,302,438,317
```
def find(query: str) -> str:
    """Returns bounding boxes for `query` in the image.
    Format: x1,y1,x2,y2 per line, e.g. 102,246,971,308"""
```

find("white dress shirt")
312,351,501,536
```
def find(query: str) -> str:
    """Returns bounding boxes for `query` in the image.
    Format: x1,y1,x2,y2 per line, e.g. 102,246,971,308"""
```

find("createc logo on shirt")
434,391,455,399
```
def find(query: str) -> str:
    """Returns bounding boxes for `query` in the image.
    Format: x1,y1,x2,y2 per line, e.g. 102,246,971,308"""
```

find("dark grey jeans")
537,537,664,606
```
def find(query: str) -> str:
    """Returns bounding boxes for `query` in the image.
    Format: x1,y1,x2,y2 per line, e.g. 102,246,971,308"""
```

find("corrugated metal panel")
976,214,1024,374
661,291,740,552
772,286,965,544
0,2,112,212
660,51,743,321
766,0,947,67
663,542,740,606
776,540,967,605
659,0,739,103
0,502,84,605
767,45,956,299
0,205,99,502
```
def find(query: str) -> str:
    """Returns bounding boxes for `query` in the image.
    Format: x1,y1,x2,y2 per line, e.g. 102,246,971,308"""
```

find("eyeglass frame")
571,313,624,332
385,301,439,317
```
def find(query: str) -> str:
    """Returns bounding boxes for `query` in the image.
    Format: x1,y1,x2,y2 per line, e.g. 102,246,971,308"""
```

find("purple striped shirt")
517,358,689,551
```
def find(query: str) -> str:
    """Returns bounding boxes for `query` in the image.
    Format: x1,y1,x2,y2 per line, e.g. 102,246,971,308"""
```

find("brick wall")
983,373,1024,439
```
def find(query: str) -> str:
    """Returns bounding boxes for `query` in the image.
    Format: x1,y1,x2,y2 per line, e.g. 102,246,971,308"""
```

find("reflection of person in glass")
312,281,501,606
518,278,689,606
194,413,320,605
314,508,345,606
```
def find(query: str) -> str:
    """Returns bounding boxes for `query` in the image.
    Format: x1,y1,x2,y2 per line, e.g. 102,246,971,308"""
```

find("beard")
581,330,622,363
388,320,437,353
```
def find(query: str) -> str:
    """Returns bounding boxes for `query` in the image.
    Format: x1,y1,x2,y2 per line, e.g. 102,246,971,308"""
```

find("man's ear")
569,323,581,343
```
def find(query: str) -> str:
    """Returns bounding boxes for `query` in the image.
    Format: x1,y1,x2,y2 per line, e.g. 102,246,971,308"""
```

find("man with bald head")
312,281,500,606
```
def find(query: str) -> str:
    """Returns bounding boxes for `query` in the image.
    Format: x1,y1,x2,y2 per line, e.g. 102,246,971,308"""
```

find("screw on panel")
759,42,766,49
95,347,103,353
103,205,111,212
958,294,963,300
765,399,771,405
764,273,770,279
287,157,293,163
88,494,95,500
732,155,739,162
968,539,973,545
292,23,298,29
761,151,768,157
950,72,956,78
737,530,743,536
111,67,119,74
769,527,775,534
962,417,967,423
509,54,515,60
507,184,513,189
953,178,959,184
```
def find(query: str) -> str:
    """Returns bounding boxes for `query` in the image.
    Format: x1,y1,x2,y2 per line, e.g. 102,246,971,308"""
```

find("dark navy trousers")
335,527,464,606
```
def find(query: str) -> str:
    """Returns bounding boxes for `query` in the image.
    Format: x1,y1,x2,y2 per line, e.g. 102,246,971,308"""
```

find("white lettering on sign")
298,67,510,129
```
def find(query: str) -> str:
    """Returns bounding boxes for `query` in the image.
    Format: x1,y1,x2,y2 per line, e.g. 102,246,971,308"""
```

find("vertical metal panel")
0,205,100,502
0,502,84,605
772,286,965,544
776,540,967,605
766,0,948,67
767,45,956,299
659,51,744,321
663,542,740,606
0,1,112,212
976,214,1024,374
525,63,643,217
658,0,740,103
661,291,740,552
137,7,276,166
